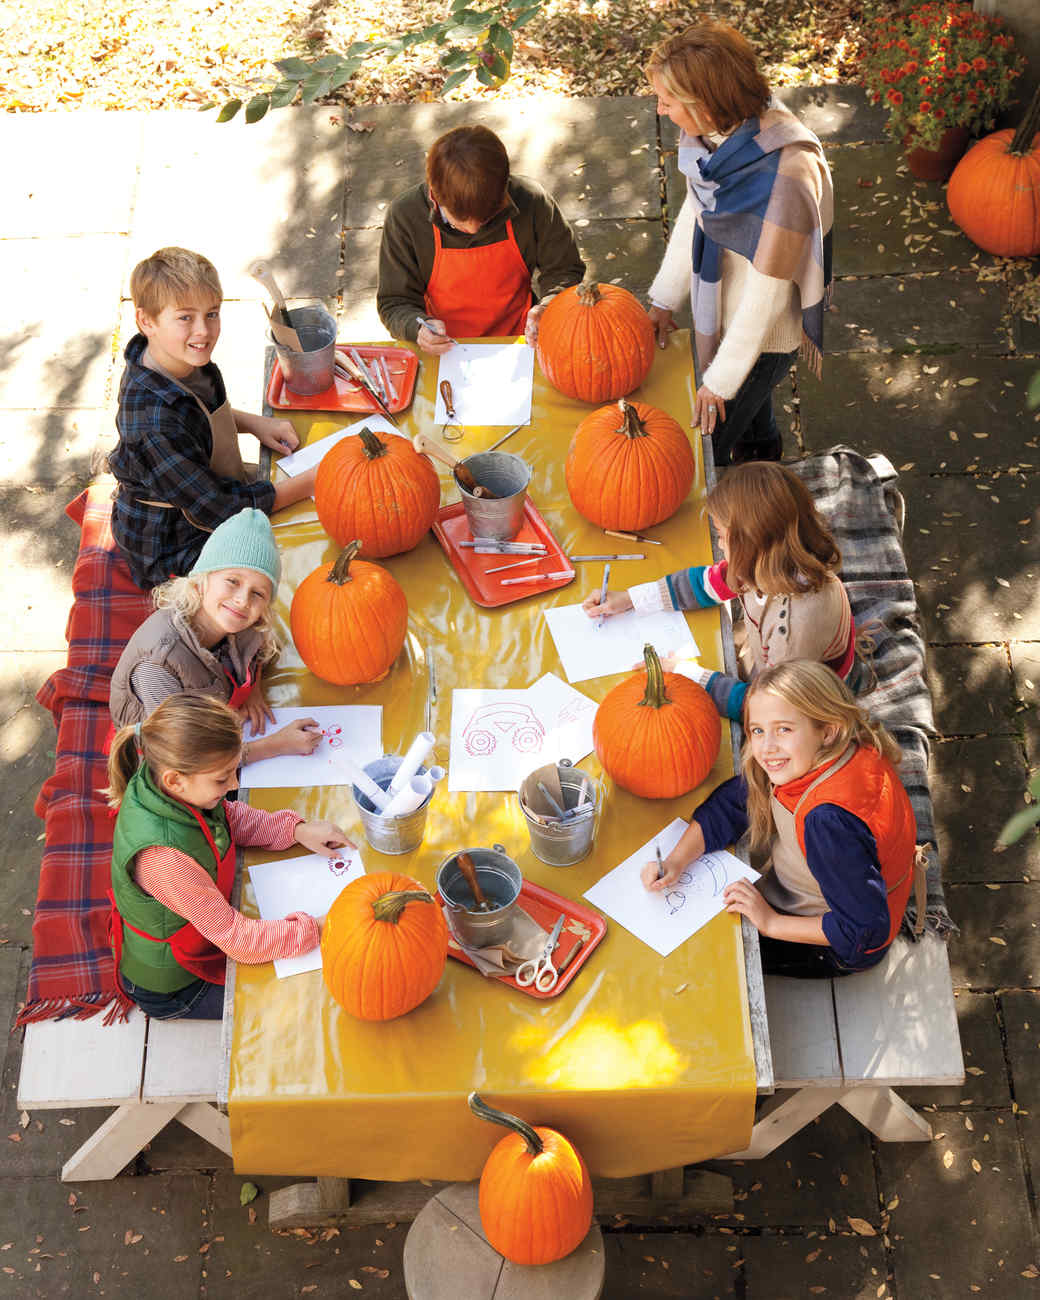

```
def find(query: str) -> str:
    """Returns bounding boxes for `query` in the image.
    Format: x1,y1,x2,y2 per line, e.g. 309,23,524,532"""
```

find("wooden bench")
16,1011,231,1181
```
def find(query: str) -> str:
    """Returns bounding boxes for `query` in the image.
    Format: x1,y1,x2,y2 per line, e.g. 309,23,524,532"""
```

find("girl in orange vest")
644,661,923,976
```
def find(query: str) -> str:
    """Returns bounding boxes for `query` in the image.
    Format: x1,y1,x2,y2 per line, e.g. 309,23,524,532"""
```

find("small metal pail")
519,760,603,867
270,303,337,395
351,755,432,855
435,844,522,949
458,451,531,541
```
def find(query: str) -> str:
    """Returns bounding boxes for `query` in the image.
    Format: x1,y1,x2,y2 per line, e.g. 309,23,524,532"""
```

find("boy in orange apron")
377,126,585,354
109,247,318,589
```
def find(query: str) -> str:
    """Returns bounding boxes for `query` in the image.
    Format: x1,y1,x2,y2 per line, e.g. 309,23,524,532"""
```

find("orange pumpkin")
468,1092,593,1266
536,281,655,403
947,87,1040,257
290,541,407,686
566,398,694,530
594,644,720,799
315,426,441,558
321,872,448,1020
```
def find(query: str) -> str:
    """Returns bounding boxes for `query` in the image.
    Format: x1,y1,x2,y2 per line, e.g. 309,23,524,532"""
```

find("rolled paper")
382,774,431,817
427,765,446,785
343,755,390,812
386,731,436,797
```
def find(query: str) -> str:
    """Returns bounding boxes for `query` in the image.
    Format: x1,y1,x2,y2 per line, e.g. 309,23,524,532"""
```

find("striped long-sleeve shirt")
133,802,320,964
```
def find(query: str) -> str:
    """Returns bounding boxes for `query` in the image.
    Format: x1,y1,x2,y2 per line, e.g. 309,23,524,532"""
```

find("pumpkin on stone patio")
535,281,655,403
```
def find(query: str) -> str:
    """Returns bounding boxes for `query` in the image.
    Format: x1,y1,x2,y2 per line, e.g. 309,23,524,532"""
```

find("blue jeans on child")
120,974,225,1020
710,348,798,468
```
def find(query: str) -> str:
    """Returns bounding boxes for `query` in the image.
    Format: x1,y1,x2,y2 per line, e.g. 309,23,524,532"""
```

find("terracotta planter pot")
903,126,972,182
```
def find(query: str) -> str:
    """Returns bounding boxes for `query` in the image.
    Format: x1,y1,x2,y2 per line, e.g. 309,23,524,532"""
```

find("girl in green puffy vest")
107,692,351,1020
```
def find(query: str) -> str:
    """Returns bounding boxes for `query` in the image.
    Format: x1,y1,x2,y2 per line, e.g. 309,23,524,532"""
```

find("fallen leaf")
959,378,979,386
943,1150,955,1168
971,1158,982,1172
990,936,1007,946
847,1217,875,1236
240,1182,260,1206
349,1282,362,1291
18,1112,29,1130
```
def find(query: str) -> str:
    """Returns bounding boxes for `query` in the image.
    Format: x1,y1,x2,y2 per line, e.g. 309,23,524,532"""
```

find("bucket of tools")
458,451,531,541
270,303,337,395
519,759,602,867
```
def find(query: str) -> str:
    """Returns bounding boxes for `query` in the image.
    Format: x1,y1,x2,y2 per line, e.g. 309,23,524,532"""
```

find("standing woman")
646,23,833,466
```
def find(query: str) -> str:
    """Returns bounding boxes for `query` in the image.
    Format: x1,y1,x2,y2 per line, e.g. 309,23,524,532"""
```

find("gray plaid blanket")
789,446,953,937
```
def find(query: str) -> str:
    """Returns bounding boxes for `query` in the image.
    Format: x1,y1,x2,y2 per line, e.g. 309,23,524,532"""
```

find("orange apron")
424,219,533,338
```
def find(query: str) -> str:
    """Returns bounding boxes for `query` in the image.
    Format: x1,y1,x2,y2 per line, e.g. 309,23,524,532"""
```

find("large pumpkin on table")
566,398,694,530
290,541,407,686
594,644,720,799
536,281,655,403
315,426,441,558
947,87,1040,257
321,872,448,1020
468,1092,593,1266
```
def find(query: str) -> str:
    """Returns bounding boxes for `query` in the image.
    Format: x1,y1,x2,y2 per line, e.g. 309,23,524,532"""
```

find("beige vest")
737,575,851,675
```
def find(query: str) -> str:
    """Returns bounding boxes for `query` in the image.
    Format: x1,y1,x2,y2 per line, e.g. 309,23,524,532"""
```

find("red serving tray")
265,345,419,413
431,499,574,608
442,878,607,999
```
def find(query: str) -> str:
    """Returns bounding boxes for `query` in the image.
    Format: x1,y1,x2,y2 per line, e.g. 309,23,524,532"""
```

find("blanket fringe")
15,989,133,1029
800,333,824,381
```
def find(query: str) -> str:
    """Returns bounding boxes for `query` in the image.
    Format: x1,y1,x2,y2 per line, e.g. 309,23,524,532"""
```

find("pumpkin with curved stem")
566,399,694,530
468,1091,593,1266
536,281,655,403
315,426,441,558
290,541,408,686
321,872,448,1020
594,644,720,799
947,86,1040,257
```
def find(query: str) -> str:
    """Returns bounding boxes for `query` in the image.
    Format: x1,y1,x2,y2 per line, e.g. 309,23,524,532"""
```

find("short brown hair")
130,247,223,319
647,22,770,134
425,126,510,224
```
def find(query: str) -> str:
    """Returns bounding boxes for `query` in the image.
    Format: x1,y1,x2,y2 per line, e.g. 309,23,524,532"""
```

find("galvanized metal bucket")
351,755,432,855
270,303,337,395
519,760,603,867
435,844,523,948
458,451,531,541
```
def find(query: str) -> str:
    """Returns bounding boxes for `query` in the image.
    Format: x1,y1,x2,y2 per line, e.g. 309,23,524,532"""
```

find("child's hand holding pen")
640,820,706,891
253,416,300,456
582,590,633,620
294,820,355,857
276,718,324,756
415,316,456,355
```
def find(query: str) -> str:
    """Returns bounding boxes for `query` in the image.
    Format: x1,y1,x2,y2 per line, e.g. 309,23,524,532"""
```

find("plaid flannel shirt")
108,334,274,588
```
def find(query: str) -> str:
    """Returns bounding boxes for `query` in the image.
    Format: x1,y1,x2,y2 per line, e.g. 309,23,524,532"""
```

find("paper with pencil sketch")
275,414,405,478
434,343,534,426
241,706,381,789
543,603,698,683
248,849,364,978
584,821,760,957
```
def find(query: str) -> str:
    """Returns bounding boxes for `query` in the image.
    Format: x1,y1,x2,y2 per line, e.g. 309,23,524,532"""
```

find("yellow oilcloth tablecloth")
229,332,757,1180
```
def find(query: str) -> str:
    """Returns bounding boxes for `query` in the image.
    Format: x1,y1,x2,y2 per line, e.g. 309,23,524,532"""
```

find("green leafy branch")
997,770,1040,849
208,0,551,123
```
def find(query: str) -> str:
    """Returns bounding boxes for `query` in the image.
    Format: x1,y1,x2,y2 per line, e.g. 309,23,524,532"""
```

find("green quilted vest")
110,763,231,993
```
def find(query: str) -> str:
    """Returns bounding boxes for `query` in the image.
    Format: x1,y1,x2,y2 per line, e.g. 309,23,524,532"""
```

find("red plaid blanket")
19,484,153,1025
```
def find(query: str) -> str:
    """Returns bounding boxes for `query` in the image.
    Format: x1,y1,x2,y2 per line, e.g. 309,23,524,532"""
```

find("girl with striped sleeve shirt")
584,463,859,720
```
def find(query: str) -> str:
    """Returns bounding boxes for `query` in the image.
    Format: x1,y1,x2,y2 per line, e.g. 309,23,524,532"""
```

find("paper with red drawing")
247,848,364,978
241,706,382,789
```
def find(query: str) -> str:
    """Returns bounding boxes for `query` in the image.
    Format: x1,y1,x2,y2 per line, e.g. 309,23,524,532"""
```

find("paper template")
434,343,535,426
584,822,760,957
248,849,364,978
543,603,699,684
448,673,596,792
276,414,405,478
241,706,382,789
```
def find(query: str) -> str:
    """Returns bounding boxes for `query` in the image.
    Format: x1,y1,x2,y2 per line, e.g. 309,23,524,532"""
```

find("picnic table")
219,333,772,1218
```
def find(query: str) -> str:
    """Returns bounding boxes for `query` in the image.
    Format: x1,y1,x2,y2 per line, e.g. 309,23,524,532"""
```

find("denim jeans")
758,934,883,980
120,974,225,1020
710,348,798,467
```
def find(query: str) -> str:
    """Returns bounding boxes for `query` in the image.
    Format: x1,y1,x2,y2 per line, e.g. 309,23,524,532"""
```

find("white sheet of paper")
543,603,699,684
584,823,760,958
434,343,534,426
275,415,405,478
248,849,364,978
527,672,596,767
241,706,382,789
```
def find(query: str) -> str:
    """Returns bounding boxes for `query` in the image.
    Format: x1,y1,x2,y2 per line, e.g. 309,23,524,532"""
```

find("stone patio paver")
742,1231,889,1300
932,736,1039,881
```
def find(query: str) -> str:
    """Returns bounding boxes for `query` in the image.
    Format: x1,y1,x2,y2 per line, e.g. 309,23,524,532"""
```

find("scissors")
515,915,566,992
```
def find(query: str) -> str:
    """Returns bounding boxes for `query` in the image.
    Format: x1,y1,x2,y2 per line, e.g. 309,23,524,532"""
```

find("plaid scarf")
680,106,833,381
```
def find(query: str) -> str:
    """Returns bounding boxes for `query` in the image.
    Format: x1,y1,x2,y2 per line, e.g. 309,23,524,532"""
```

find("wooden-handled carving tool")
247,259,303,352
412,431,496,498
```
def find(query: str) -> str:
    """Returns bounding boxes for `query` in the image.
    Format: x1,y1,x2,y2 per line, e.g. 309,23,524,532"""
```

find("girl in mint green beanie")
110,509,321,764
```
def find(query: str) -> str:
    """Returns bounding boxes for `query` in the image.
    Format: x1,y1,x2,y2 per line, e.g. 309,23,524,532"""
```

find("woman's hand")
694,386,727,438
647,305,676,350
239,688,274,737
524,295,554,347
271,718,323,757
722,879,775,934
294,821,354,856
417,320,455,355
253,416,300,456
582,590,633,620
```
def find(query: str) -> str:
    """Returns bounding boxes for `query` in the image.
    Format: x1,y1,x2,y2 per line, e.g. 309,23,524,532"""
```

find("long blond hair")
741,661,901,851
106,691,242,808
152,573,279,664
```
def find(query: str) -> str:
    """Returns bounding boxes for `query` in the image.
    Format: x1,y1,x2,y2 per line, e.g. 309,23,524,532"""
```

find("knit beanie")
189,509,281,588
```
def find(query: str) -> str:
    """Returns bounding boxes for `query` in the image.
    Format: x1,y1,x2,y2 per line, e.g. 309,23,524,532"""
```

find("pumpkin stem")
615,399,649,439
1009,84,1040,157
638,643,671,710
358,427,389,460
327,540,363,586
575,281,602,308
468,1092,544,1156
371,889,435,924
